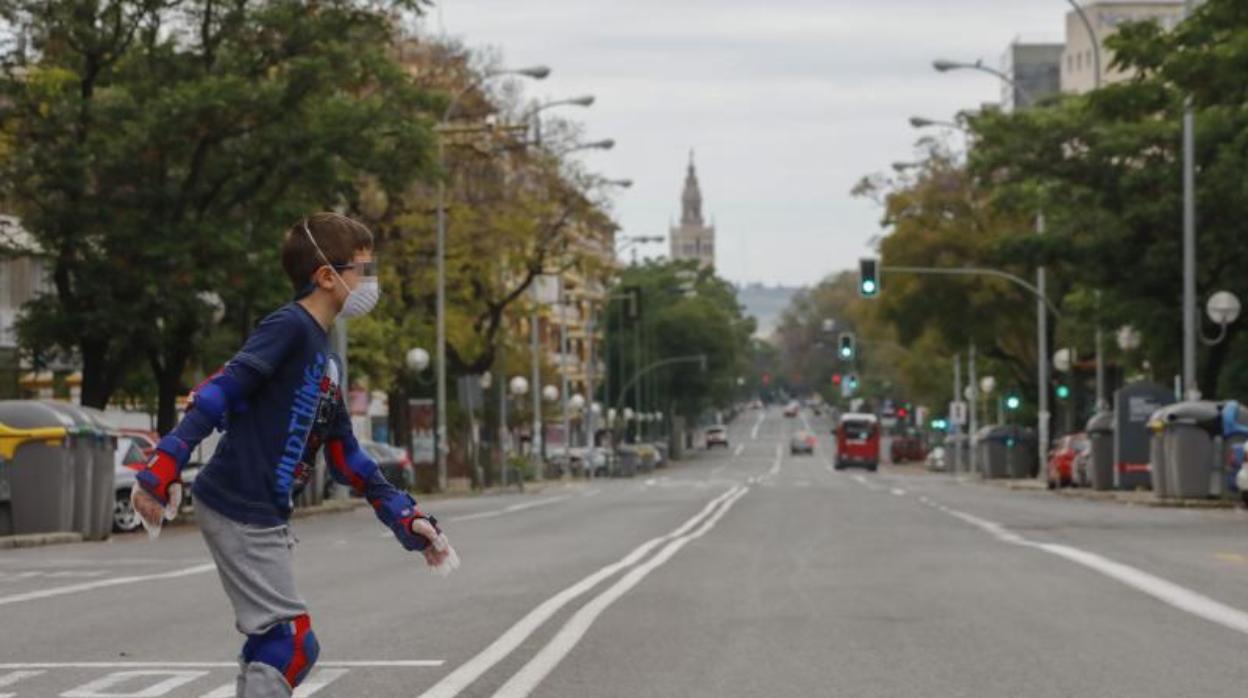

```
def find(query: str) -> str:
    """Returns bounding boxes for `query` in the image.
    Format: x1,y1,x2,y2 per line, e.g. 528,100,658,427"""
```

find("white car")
705,425,729,448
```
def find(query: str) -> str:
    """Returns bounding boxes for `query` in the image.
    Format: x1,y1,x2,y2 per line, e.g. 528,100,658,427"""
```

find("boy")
132,212,457,698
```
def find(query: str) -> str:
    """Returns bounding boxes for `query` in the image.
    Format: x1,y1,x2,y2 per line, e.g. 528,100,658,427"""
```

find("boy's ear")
312,264,336,290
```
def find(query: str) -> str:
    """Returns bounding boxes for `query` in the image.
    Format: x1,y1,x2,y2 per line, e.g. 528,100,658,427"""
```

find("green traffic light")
1056,384,1071,400
861,279,877,295
1006,395,1022,410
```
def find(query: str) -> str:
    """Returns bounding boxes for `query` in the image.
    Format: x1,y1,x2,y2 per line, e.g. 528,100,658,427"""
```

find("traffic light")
1006,394,1022,411
838,332,856,361
832,373,843,386
1056,384,1071,400
897,406,909,419
931,418,948,430
847,373,859,391
859,258,880,298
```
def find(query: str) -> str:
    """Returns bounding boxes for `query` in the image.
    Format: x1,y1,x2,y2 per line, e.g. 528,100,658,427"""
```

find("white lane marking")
0,661,442,669
800,411,812,432
767,444,782,477
62,670,208,697
0,670,43,698
205,668,354,698
890,488,907,497
733,444,745,457
851,474,882,492
493,487,751,697
446,496,571,523
930,501,1248,637
750,412,765,440
643,479,657,487
0,564,216,608
581,489,602,498
418,486,744,698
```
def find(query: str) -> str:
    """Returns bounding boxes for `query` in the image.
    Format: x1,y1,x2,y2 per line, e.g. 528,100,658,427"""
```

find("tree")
605,260,755,427
0,0,438,431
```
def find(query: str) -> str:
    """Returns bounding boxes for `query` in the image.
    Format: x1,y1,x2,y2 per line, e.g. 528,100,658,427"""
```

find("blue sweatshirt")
184,302,378,526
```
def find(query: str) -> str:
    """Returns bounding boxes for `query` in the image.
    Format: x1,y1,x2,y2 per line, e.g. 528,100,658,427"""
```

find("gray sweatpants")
198,501,308,698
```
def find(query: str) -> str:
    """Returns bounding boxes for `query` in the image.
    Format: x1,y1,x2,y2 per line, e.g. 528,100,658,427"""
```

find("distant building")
669,153,715,270
1061,1,1184,94
1000,41,1064,112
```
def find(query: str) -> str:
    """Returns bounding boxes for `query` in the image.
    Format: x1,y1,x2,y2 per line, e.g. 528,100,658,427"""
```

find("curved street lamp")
932,57,1035,107
436,65,549,491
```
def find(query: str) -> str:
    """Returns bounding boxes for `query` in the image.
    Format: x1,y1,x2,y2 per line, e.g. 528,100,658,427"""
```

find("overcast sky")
422,0,1067,287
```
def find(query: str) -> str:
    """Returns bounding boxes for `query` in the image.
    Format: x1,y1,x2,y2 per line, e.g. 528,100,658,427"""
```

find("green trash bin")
80,406,120,541
0,401,75,535
41,401,100,538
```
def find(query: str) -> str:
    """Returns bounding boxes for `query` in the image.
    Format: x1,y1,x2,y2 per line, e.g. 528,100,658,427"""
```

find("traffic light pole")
880,261,1060,482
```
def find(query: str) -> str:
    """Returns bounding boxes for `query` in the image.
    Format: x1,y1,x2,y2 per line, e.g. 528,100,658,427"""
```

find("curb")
0,532,84,550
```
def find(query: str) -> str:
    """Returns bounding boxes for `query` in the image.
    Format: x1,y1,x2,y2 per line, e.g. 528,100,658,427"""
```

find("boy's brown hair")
281,212,374,294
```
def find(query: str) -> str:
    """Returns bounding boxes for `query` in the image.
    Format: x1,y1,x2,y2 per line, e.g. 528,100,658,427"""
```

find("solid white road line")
446,496,572,523
202,667,351,698
493,486,751,697
930,501,1248,637
0,670,43,698
751,412,765,440
0,661,443,670
0,563,216,608
418,486,745,698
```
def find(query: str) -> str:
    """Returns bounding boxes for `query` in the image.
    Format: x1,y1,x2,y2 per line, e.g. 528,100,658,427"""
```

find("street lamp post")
436,65,549,492
1182,0,1199,400
524,96,595,480
933,58,1036,108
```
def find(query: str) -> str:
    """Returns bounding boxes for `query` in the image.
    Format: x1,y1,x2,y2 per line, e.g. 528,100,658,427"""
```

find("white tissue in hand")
429,534,461,578
132,483,181,541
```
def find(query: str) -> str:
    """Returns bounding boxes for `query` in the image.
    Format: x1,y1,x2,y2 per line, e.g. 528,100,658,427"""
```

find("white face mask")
303,221,380,318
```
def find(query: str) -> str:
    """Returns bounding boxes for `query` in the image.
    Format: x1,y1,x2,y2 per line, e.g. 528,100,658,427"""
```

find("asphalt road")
3,407,1248,697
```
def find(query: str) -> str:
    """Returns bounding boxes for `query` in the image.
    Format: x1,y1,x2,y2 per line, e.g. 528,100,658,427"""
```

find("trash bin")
0,401,76,535
1006,427,1038,479
79,407,120,540
975,426,1010,479
1085,412,1115,491
1220,401,1248,497
41,401,117,540
613,445,639,477
1160,401,1221,499
1147,408,1170,498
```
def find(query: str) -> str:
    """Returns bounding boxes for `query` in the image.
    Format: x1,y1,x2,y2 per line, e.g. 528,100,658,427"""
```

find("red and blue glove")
136,435,191,506
378,493,439,552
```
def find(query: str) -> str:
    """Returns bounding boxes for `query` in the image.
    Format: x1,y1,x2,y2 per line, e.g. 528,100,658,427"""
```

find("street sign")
949,400,968,426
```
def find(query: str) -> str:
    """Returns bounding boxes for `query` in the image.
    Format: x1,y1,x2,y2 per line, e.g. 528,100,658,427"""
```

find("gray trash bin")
0,401,75,535
975,426,1010,479
1147,408,1171,498
1086,412,1115,491
80,407,119,540
41,402,105,539
1006,427,1038,479
1161,401,1221,499
614,445,639,477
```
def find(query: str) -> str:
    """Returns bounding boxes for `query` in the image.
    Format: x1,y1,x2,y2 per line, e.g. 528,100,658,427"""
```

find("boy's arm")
324,429,440,552
136,310,298,506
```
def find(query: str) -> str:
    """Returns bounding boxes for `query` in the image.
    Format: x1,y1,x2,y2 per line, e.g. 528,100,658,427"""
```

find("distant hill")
736,283,803,339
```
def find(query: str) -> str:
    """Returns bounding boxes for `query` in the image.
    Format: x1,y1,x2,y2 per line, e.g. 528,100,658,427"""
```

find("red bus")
835,413,880,472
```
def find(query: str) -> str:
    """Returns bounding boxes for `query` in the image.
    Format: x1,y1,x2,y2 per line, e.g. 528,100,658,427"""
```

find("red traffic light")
832,373,843,386
897,407,908,418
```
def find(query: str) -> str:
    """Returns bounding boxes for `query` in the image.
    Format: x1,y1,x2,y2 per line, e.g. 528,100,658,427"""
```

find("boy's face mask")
302,222,380,318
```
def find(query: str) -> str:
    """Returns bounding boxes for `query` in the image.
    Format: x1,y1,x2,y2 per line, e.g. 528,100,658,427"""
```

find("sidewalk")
0,479,589,550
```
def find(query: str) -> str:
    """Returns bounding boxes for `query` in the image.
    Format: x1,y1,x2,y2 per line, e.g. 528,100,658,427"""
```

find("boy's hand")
396,512,460,576
135,450,180,506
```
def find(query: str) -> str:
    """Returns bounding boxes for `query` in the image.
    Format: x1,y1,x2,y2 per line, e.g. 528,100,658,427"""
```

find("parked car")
1047,433,1089,489
925,446,948,472
790,430,816,455
113,435,198,533
367,441,414,489
120,428,159,460
705,425,729,449
783,401,800,418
